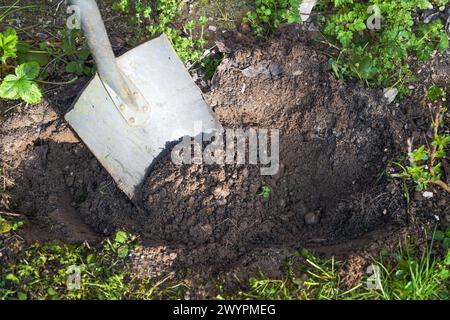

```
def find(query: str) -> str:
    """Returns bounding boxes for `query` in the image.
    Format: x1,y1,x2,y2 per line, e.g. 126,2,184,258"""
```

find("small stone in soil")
304,211,321,225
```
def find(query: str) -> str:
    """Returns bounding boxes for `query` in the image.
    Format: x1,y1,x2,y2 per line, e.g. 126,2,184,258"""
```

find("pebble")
383,88,398,104
423,191,434,199
304,211,321,225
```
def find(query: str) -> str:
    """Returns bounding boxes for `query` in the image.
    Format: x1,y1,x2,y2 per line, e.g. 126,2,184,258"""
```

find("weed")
393,85,450,193
258,182,271,200
369,237,449,300
39,29,94,78
317,0,449,94
239,277,294,300
299,250,354,299
433,227,450,251
220,231,449,300
201,53,224,80
0,216,23,235
113,0,209,68
244,0,301,37
0,229,186,300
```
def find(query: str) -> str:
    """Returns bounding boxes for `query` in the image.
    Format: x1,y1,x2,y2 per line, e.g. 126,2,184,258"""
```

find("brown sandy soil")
1,2,449,298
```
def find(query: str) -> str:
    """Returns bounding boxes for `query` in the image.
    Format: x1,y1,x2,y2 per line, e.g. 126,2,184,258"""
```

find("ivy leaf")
0,27,18,64
0,62,42,104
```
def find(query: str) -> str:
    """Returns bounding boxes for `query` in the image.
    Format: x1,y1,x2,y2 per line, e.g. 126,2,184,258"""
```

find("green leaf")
438,34,449,51
0,74,21,100
117,245,129,258
16,62,40,80
18,51,49,66
115,231,128,244
20,82,42,104
445,251,450,266
78,49,90,61
65,61,81,74
0,217,12,234
427,85,445,102
357,56,376,79
434,230,445,241
5,273,19,283
0,27,18,64
0,63,42,104
444,239,450,251
16,41,31,53
17,292,27,300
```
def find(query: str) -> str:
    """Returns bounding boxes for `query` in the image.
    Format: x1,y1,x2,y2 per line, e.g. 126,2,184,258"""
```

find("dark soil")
1,18,449,296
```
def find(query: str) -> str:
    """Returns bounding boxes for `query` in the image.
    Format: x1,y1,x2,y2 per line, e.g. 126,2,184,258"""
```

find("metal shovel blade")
65,34,222,200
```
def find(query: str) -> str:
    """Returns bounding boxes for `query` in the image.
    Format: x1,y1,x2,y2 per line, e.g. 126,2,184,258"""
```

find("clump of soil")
0,32,420,284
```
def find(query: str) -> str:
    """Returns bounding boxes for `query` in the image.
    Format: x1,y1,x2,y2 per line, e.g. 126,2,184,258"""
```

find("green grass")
0,229,187,300
0,0,37,23
1,215,448,300
220,231,450,300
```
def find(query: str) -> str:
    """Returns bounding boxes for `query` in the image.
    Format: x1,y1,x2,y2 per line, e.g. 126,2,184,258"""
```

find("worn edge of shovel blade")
65,34,222,201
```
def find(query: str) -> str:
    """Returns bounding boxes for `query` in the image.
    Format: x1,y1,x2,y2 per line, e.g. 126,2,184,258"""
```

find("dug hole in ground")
1,28,449,297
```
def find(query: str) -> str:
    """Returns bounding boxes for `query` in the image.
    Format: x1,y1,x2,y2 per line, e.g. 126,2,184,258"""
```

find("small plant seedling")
39,29,95,77
0,216,23,234
258,182,271,200
201,53,224,80
433,227,450,251
244,0,301,37
394,85,450,193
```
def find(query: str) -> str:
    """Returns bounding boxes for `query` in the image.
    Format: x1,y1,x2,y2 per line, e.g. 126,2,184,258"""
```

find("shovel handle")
66,0,145,116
